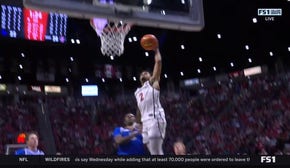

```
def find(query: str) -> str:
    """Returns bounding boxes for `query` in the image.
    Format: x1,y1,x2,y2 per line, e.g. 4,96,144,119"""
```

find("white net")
90,18,131,57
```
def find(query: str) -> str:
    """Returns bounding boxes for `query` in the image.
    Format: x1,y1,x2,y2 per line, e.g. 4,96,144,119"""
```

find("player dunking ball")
135,34,166,155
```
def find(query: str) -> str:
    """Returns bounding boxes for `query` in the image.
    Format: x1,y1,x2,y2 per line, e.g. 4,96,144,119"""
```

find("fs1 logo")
261,156,276,163
258,8,282,16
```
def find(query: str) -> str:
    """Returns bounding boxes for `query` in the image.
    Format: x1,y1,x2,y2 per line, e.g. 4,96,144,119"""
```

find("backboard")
23,0,204,31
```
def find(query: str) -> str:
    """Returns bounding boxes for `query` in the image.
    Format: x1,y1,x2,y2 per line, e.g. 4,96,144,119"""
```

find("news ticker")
0,155,289,165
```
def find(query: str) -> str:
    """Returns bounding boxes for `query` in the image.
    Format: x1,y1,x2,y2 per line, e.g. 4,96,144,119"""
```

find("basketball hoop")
90,18,132,57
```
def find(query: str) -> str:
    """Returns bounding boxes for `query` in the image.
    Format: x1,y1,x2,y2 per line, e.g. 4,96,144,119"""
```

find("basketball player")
113,113,145,155
15,131,44,155
135,44,167,155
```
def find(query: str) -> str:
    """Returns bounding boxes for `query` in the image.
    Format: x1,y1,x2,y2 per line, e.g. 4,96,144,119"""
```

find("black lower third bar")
0,156,40,165
0,155,289,166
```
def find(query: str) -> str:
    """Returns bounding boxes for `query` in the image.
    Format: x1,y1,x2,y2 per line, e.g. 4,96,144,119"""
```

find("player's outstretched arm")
150,48,162,89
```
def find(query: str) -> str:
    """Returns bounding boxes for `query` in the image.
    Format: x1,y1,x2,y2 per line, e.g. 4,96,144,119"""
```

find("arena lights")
71,39,80,45
145,52,149,57
288,47,290,52
217,33,222,39
252,18,257,23
181,0,185,4
133,77,137,81
65,78,69,83
70,57,74,62
102,78,105,83
161,10,166,15
197,69,201,73
230,62,234,67
0,75,2,79
19,64,23,69
17,76,21,81
164,74,168,78
181,45,185,50
199,57,203,62
180,72,184,76
68,68,72,73
85,78,89,83
110,56,114,60
213,66,217,71
119,78,123,82
245,45,250,50
248,58,252,63
128,37,132,43
145,0,152,5
21,53,25,58
126,36,138,43
269,51,274,56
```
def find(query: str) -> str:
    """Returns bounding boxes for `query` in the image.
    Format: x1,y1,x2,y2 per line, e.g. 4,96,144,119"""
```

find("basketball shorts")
142,118,166,144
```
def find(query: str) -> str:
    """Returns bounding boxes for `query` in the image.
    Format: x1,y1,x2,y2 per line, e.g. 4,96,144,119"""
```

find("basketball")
140,34,158,51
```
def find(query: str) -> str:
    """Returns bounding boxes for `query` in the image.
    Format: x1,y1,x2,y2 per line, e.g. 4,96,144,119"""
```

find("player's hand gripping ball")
140,34,158,51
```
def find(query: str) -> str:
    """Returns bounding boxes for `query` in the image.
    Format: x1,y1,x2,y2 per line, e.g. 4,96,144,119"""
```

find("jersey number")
139,93,144,102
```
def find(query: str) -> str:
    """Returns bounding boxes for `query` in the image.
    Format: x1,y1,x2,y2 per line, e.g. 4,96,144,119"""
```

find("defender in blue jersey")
15,132,44,155
113,113,145,155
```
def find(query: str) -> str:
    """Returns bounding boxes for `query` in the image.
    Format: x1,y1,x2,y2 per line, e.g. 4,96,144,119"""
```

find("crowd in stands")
0,98,38,154
0,71,290,155
46,71,290,155
196,72,290,155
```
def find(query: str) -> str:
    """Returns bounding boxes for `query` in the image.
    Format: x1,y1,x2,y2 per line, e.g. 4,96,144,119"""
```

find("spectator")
173,138,186,155
15,131,44,155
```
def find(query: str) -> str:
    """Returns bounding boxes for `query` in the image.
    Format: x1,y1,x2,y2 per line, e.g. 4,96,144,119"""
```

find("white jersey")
135,81,166,122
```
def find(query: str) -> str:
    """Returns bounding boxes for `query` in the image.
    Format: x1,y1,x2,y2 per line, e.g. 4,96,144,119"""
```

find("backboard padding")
23,0,204,31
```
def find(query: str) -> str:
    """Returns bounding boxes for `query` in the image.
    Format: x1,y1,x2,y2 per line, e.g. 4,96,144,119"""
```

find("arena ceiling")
0,0,289,86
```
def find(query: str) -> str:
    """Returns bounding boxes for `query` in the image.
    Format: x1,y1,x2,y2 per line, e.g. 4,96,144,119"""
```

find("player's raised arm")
149,48,162,88
136,108,142,124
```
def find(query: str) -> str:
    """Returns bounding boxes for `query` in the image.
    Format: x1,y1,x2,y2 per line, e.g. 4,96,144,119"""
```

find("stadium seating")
1,71,289,155
0,100,39,154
